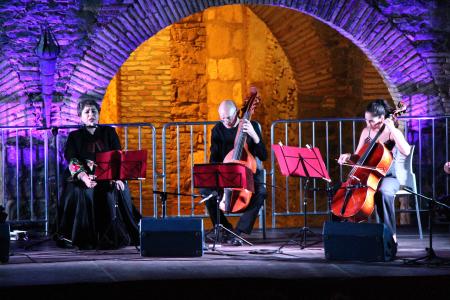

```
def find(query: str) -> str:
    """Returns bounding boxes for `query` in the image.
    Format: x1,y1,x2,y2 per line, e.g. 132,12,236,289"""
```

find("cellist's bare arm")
355,127,368,154
384,119,411,156
337,128,368,164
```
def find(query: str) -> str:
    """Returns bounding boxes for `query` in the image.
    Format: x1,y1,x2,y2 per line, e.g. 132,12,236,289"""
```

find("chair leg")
414,194,423,239
257,199,267,239
374,204,380,223
262,200,266,239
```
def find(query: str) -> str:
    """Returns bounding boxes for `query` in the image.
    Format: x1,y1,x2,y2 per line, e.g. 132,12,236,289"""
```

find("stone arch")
249,5,342,117
63,0,442,123
0,57,35,126
248,5,392,117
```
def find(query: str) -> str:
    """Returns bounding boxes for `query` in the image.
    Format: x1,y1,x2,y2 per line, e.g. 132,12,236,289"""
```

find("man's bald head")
218,100,238,128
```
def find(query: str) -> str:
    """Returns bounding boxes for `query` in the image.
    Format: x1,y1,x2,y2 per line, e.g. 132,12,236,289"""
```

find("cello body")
331,101,406,222
222,135,257,213
221,88,260,213
331,141,393,222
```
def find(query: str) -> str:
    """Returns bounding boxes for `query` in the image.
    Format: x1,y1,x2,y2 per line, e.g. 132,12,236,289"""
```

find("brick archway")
0,57,33,126
0,59,23,102
63,0,442,122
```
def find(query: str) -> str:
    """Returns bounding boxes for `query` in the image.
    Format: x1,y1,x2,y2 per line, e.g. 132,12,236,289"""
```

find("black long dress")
59,125,140,250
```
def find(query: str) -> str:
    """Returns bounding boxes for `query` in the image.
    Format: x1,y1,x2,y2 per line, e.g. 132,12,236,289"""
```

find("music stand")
95,150,147,248
95,150,147,180
193,163,254,250
272,144,331,250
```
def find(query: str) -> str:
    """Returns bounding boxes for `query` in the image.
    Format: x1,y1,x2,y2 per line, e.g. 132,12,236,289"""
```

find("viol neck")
232,109,252,160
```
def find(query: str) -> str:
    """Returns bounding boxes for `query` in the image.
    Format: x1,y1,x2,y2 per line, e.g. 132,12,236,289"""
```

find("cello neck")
231,90,260,161
349,124,386,177
357,124,386,164
232,113,251,160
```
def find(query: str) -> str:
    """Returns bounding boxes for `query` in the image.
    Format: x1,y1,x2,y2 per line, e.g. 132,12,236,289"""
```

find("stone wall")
100,6,298,218
167,13,208,203
1,0,449,128
99,4,393,226
0,0,449,226
0,0,131,126
100,22,174,215
369,0,450,113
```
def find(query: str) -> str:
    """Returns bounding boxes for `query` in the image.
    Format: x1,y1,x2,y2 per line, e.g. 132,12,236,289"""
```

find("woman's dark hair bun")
366,99,393,118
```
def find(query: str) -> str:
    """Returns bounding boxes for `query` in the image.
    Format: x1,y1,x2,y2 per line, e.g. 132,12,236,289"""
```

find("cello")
331,102,407,221
220,87,261,213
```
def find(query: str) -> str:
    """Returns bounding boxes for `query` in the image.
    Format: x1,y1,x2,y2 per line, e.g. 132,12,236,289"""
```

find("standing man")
203,99,267,246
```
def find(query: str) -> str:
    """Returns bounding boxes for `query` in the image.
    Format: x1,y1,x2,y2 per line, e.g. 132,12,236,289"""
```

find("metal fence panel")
0,123,157,232
270,116,450,228
0,126,50,230
161,121,266,230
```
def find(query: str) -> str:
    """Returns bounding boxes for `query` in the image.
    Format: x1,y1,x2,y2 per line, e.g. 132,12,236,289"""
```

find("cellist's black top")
210,120,267,163
365,129,397,176
365,129,396,151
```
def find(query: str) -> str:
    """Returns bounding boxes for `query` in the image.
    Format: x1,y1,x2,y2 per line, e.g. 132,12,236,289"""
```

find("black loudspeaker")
323,221,396,262
140,217,204,257
0,223,10,263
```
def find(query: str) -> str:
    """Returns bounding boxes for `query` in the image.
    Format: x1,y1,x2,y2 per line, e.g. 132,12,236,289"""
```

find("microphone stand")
402,187,450,266
197,189,253,250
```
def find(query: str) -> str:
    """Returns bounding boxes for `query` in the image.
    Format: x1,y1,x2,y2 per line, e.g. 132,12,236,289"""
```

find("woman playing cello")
337,99,411,243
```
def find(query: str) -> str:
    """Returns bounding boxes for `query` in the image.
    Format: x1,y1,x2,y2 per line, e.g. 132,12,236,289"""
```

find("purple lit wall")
0,0,449,127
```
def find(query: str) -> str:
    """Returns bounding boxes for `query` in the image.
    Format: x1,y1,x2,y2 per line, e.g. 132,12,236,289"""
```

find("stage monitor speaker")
0,223,10,263
140,217,203,257
323,221,396,262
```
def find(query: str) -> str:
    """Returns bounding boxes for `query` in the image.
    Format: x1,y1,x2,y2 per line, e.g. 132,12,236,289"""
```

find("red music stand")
95,150,147,180
94,149,147,248
193,163,254,192
272,144,330,181
193,163,254,249
272,144,332,250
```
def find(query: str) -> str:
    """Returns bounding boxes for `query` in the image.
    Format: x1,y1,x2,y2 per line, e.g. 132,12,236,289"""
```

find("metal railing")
2,117,448,232
161,121,266,230
270,116,450,228
0,123,158,232
0,126,51,230
161,121,215,218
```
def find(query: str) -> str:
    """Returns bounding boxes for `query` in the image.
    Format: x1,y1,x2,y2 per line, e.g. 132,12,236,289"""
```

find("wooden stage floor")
1,227,450,299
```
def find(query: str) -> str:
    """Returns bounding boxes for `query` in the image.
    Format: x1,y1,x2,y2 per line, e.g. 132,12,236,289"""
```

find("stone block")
231,29,244,51
217,5,243,23
232,82,242,103
206,24,230,57
207,59,218,80
217,58,241,81
204,8,215,21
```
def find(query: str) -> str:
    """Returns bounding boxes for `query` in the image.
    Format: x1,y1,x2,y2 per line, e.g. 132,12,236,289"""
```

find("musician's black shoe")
229,237,244,246
220,231,232,243
55,237,75,249
393,242,398,258
205,230,230,243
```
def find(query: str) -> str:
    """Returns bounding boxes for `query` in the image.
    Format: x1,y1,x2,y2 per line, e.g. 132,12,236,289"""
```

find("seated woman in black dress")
59,99,140,250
